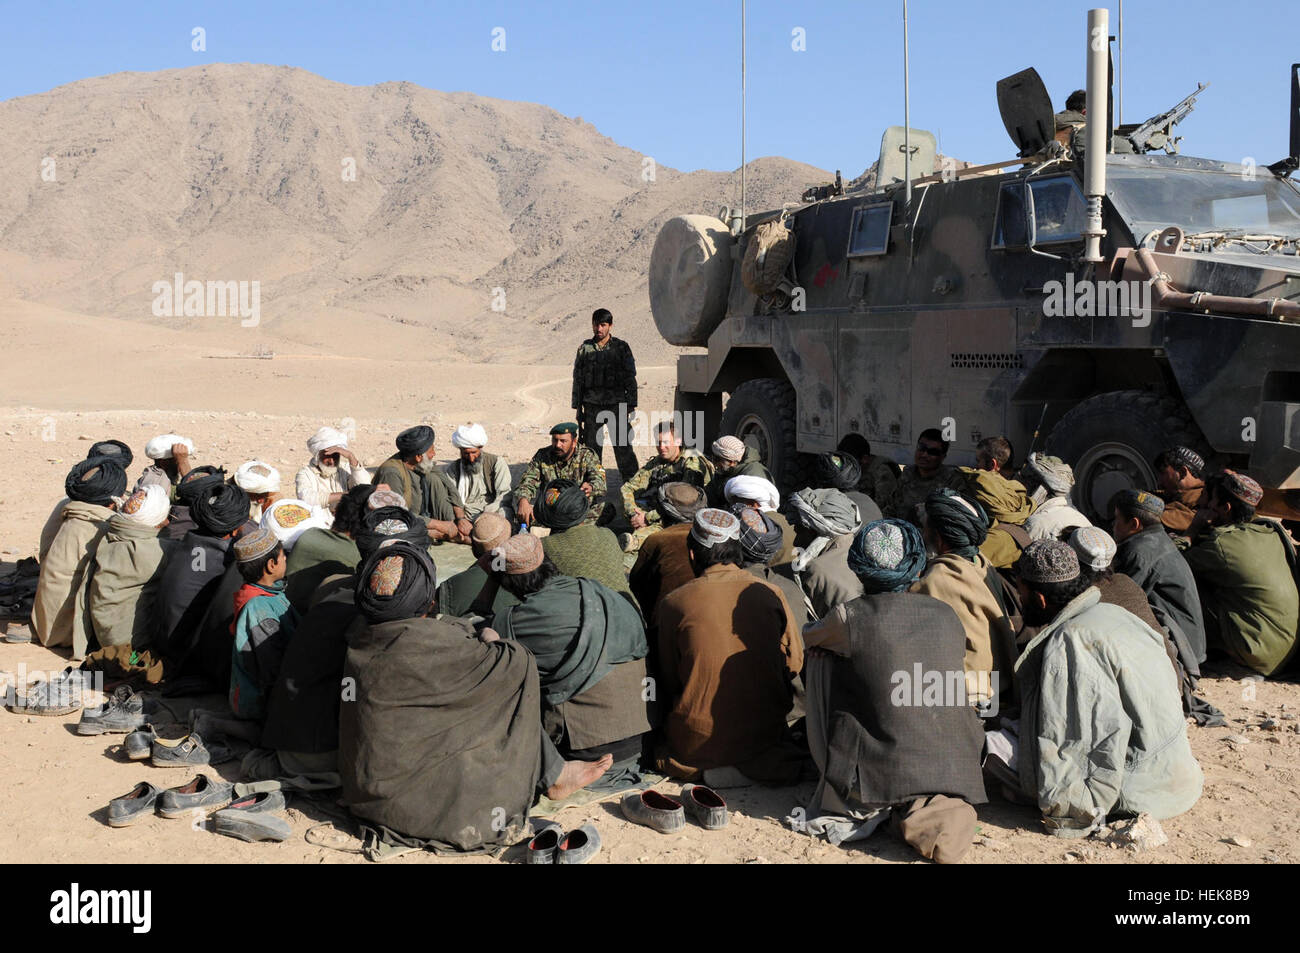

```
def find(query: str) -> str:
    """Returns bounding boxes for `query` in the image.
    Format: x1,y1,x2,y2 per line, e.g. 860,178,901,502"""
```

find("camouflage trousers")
581,403,640,480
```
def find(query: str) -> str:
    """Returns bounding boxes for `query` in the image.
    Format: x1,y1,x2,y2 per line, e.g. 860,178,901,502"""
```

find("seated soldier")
910,489,1015,711
812,451,882,524
34,457,128,657
836,433,899,509
1013,540,1203,836
372,425,472,543
1021,453,1090,542
340,540,612,854
445,423,513,522
87,485,175,652
474,534,655,785
800,518,986,863
655,509,804,786
513,422,607,527
882,428,964,523
619,419,713,555
536,480,638,612
704,435,773,507
1183,471,1300,676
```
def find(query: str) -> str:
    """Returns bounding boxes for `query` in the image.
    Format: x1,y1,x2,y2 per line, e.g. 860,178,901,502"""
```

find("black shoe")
556,823,602,864
526,822,564,864
157,774,235,819
77,686,149,735
108,782,161,828
212,792,291,842
124,723,156,761
680,783,729,829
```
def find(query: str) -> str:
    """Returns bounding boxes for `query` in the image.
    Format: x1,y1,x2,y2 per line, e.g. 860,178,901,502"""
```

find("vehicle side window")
993,175,1086,247
847,203,892,257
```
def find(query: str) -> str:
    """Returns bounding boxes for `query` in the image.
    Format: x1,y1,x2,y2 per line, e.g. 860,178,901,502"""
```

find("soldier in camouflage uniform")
619,420,714,557
883,428,965,525
513,422,608,526
572,308,639,480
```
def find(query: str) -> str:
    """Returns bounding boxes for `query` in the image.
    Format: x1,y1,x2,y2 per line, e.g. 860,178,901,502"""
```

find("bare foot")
546,753,614,800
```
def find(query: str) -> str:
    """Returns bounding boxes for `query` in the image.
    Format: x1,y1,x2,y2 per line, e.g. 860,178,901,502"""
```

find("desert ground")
1,297,1298,866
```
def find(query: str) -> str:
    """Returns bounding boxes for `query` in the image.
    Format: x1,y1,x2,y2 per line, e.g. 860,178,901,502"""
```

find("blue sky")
1,0,1295,176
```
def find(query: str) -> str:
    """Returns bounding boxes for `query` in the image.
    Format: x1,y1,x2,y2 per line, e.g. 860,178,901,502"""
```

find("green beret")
550,422,579,436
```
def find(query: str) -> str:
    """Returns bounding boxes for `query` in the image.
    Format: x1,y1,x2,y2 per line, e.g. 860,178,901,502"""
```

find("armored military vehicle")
650,10,1300,520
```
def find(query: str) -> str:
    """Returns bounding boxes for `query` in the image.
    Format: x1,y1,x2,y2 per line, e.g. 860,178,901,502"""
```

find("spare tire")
649,214,734,347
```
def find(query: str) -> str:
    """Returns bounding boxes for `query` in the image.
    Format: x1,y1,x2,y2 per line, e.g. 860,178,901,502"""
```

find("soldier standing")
573,308,639,480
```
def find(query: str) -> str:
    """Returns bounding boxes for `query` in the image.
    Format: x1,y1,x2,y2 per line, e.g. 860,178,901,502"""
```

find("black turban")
815,451,862,491
395,425,435,457
65,457,127,506
192,483,250,536
354,539,438,624
356,505,429,558
176,465,228,506
923,488,990,561
730,503,783,565
88,440,134,469
534,479,589,530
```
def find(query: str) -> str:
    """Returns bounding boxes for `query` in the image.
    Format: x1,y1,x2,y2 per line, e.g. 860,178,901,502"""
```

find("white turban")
307,427,349,461
234,460,281,494
144,434,194,460
118,484,170,527
724,475,780,513
451,423,488,449
261,498,333,552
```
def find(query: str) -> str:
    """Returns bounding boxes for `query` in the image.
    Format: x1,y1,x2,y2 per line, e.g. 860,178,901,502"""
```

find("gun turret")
1115,83,1208,154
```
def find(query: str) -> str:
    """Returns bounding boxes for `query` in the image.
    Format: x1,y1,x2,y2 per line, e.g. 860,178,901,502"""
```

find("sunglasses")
917,444,945,456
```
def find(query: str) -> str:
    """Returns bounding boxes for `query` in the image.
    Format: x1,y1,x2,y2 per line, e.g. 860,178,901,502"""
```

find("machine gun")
801,170,843,203
1115,83,1207,154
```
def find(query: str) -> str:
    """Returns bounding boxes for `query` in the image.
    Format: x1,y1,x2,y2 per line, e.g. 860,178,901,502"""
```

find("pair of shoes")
151,731,230,768
621,785,729,833
6,667,90,716
124,724,156,761
107,774,235,826
77,685,150,735
212,791,292,842
526,822,601,864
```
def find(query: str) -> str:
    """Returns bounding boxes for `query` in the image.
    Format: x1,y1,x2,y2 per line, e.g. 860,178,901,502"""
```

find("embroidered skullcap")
1017,539,1081,584
691,508,742,548
1068,526,1117,571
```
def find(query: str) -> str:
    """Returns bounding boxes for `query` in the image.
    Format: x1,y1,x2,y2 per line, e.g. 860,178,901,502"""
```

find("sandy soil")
2,322,1298,865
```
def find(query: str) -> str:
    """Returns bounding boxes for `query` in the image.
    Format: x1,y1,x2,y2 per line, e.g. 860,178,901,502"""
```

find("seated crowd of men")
21,417,1299,861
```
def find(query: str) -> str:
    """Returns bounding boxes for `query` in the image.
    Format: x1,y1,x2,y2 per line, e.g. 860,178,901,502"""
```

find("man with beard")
373,425,472,544
295,426,371,510
620,419,713,556
1013,539,1202,836
513,422,607,527
444,423,513,522
1155,445,1209,535
703,436,774,507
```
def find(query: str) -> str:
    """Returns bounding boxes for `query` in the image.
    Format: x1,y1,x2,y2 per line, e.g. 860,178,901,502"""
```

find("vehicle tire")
718,378,814,497
1044,389,1209,522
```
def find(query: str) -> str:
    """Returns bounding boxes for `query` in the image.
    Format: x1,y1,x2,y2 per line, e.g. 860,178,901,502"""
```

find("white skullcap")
118,484,170,527
724,475,781,513
144,434,194,460
234,460,281,494
451,423,488,449
1068,526,1117,571
307,427,349,459
261,498,333,552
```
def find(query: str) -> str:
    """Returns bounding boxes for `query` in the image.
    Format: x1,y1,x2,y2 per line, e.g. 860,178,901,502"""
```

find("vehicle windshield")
1107,162,1300,240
